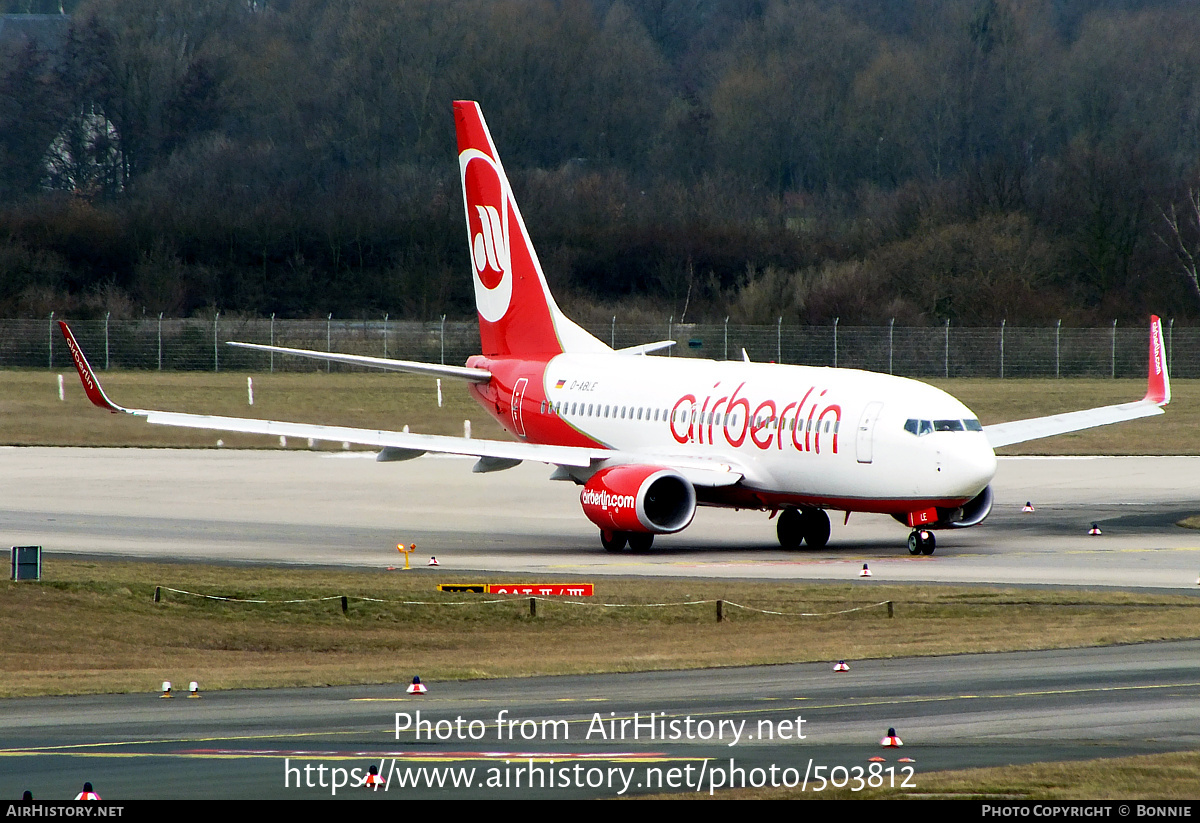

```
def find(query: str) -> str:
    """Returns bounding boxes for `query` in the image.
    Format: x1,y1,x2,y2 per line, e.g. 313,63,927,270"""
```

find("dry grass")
4,559,1200,698
0,370,1193,453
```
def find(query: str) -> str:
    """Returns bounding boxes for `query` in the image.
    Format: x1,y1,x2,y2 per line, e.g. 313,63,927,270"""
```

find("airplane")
59,100,1172,556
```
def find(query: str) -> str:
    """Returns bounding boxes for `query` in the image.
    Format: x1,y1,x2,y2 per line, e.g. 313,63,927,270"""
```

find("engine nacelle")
580,465,697,534
938,485,994,528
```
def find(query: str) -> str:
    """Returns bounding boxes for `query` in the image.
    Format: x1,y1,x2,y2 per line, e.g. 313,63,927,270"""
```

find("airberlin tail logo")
460,148,512,323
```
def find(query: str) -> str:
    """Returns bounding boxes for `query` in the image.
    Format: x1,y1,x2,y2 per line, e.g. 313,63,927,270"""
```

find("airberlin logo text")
581,489,635,511
670,382,841,454
64,333,96,394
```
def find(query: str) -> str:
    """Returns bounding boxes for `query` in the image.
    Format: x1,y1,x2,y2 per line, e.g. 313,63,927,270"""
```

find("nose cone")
948,438,997,495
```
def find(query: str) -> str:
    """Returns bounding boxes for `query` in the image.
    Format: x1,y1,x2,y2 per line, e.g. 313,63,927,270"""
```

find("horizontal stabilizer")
226,342,492,382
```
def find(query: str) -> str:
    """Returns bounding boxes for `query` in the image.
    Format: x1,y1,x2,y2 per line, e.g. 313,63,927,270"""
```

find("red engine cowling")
579,465,697,534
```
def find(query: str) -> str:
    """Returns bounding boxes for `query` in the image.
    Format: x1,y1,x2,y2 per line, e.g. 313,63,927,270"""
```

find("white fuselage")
536,354,997,513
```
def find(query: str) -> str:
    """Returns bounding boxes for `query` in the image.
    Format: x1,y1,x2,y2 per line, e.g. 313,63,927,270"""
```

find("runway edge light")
880,727,903,747
160,681,172,699
407,676,428,695
859,564,872,578
833,660,850,672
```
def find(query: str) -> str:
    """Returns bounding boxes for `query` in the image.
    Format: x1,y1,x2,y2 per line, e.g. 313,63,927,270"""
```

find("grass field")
5,559,1200,698
0,368,1194,453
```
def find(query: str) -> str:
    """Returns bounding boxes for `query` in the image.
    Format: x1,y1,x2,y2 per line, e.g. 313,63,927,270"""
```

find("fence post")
213,312,219,372
326,313,332,373
104,311,110,370
441,314,446,364
833,317,839,367
999,319,1005,379
1055,319,1061,379
944,318,949,378
1168,318,1174,370
382,313,387,360
888,317,894,375
270,313,275,373
48,311,54,369
158,312,163,371
1111,319,1117,378
776,316,782,363
611,315,616,349
724,316,729,361
667,315,673,357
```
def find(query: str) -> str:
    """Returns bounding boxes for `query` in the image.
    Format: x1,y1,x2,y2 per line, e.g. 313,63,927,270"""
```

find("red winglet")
59,321,127,413
1143,315,1171,405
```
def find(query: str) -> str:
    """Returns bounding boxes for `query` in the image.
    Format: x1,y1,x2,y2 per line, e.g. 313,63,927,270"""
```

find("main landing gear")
776,506,831,549
907,529,935,555
600,530,654,552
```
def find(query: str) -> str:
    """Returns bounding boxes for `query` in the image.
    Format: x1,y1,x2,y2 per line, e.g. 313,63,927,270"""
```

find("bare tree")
1156,186,1200,307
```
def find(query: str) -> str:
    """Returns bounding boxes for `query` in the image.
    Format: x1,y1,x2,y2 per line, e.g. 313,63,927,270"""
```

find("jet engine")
939,485,994,528
579,465,696,534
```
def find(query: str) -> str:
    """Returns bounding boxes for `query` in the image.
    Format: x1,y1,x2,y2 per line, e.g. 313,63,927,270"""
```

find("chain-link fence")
0,315,1189,378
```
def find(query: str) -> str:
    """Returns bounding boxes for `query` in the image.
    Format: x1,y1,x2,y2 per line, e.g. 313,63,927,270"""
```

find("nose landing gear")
907,529,936,555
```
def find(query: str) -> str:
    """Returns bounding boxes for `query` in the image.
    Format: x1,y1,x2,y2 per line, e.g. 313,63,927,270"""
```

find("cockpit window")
906,418,983,435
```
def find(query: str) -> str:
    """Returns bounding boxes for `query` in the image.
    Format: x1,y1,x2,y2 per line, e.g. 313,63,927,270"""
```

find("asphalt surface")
3,642,1200,799
4,447,1200,799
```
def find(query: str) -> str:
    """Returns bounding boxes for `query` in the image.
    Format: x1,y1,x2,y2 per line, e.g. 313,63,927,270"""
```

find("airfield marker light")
859,564,872,578
307,438,315,449
57,373,64,401
342,442,350,450
833,660,850,672
247,376,253,406
188,681,201,699
868,756,886,762
406,676,428,695
161,681,172,699
397,543,415,570
880,727,903,747
217,439,224,448
1023,501,1035,512
898,758,915,763
1089,523,1102,535
279,436,287,448
428,556,439,567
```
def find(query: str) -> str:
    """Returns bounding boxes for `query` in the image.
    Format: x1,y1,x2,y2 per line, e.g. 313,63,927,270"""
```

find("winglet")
1143,315,1170,406
59,321,129,413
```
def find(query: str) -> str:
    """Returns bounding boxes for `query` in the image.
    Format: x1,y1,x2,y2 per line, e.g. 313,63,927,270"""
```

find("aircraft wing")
985,316,1170,449
59,322,744,487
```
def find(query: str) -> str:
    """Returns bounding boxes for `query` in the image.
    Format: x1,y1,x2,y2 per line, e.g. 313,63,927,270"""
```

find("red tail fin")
454,101,607,358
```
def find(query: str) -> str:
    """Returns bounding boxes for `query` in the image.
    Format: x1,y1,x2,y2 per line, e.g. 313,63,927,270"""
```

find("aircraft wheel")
777,508,803,549
800,507,830,549
601,530,628,553
908,530,935,555
627,533,654,552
